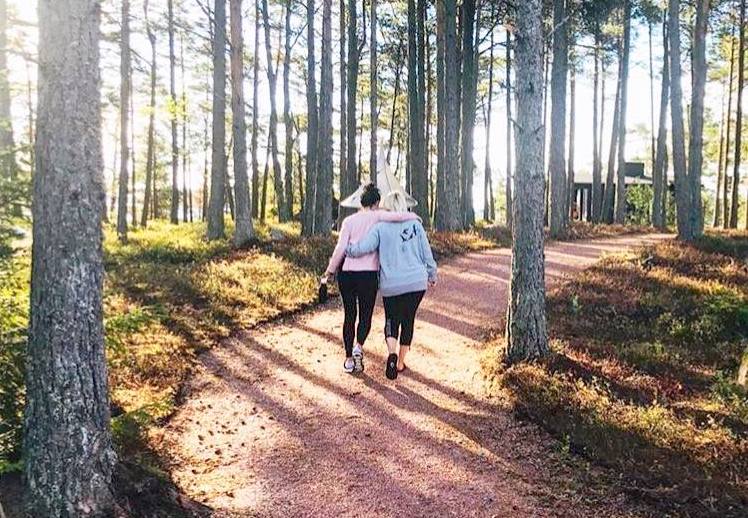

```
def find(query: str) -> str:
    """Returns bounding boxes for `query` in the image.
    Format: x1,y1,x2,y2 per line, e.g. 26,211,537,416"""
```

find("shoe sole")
386,354,398,380
353,350,364,373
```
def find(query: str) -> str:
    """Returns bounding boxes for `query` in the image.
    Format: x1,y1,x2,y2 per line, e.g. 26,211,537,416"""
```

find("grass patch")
489,233,748,517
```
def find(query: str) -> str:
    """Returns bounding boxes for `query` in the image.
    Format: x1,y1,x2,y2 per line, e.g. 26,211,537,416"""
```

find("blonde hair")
382,191,409,213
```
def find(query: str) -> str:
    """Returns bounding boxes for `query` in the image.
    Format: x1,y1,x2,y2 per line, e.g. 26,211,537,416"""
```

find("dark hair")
360,183,381,208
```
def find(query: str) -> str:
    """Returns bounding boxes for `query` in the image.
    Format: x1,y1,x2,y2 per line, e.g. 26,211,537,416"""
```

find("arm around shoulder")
346,225,381,258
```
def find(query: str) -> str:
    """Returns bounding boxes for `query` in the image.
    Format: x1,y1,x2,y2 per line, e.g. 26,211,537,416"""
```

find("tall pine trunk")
730,0,745,229
142,0,158,228
614,0,631,224
344,0,360,206
505,30,513,229
548,0,567,236
459,0,476,228
117,0,131,240
168,0,180,224
25,0,116,514
261,0,288,222
687,0,709,237
302,0,318,235
231,0,254,245
435,1,446,227
207,0,227,239
591,28,602,222
483,18,495,223
417,0,429,223
369,0,377,183
505,0,549,363
653,13,669,230
0,0,15,191
251,0,261,219
567,60,576,220
714,77,726,228
315,0,334,234
338,0,347,224
601,39,622,223
437,0,461,231
669,0,693,240
283,0,294,220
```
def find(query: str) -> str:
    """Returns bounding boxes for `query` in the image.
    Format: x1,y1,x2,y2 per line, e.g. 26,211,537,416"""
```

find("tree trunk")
343,0,360,211
117,0,131,240
338,0,347,225
231,0,254,245
261,138,270,222
723,23,735,229
181,34,190,223
168,0,180,224
459,0,476,228
261,0,288,222
506,30,513,229
591,27,601,222
648,20,656,170
687,0,708,237
25,1,116,515
386,44,403,162
302,0,318,235
669,0,692,240
567,59,576,221
436,0,461,231
714,76,726,228
548,0,567,236
408,0,422,217
730,0,745,229
283,0,294,220
601,39,622,223
483,17,495,223
130,82,136,225
0,0,15,196
251,0,261,219
614,0,631,224
653,12,669,230
369,0,377,184
314,0,334,234
435,0,446,227
505,0,549,364
207,0,227,239
142,1,158,228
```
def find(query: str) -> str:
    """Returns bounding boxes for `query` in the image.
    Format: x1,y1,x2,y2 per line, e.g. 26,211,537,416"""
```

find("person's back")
351,219,437,298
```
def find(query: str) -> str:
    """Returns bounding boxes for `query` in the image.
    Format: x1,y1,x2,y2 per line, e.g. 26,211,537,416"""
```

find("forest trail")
157,234,671,518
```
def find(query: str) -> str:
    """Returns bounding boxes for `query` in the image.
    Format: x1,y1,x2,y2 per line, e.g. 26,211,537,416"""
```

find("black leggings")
383,291,425,347
338,271,378,357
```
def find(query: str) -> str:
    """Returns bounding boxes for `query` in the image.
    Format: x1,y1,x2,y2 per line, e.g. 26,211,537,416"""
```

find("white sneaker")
343,358,355,373
352,345,364,373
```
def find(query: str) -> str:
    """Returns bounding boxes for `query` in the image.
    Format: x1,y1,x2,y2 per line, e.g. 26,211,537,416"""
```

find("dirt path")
157,234,670,517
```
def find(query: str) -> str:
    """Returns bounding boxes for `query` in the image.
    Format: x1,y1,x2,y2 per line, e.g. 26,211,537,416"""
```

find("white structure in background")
340,146,417,209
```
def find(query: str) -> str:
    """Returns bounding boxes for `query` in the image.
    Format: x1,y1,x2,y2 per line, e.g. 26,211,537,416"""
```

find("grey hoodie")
346,219,437,297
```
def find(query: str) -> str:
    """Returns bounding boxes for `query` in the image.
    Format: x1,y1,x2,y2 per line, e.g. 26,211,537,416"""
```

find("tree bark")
338,0,347,225
567,59,576,221
653,13,669,230
730,0,745,229
669,0,693,240
591,27,601,222
436,0,461,231
483,17,495,223
614,0,631,224
315,0,334,234
714,75,726,228
251,0,261,219
181,34,190,223
207,0,227,239
369,0,377,183
459,0,476,228
687,0,708,237
505,0,549,364
141,0,158,228
168,0,180,224
117,0,131,240
231,0,254,245
261,0,288,222
283,0,294,220
343,0,360,210
601,39,622,223
548,0,567,236
435,0,446,227
506,30,513,229
0,0,14,191
25,1,116,514
302,0,318,235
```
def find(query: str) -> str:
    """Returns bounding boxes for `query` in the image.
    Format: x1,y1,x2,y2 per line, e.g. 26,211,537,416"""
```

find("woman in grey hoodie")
346,191,438,380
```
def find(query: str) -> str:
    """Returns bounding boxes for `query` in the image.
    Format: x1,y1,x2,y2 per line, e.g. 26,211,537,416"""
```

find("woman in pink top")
323,184,418,374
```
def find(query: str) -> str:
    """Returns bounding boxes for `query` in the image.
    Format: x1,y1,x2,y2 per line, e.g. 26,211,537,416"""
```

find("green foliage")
625,185,653,226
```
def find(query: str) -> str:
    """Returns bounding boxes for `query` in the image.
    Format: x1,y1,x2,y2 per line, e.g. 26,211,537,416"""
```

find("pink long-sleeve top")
326,209,419,273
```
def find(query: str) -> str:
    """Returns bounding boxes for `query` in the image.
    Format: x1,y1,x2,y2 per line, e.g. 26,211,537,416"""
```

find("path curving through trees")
157,234,670,517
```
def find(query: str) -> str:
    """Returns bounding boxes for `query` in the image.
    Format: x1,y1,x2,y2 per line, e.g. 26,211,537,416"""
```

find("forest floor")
156,233,670,518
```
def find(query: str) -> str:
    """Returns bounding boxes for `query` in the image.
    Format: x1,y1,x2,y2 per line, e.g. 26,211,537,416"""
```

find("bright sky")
5,1,744,213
